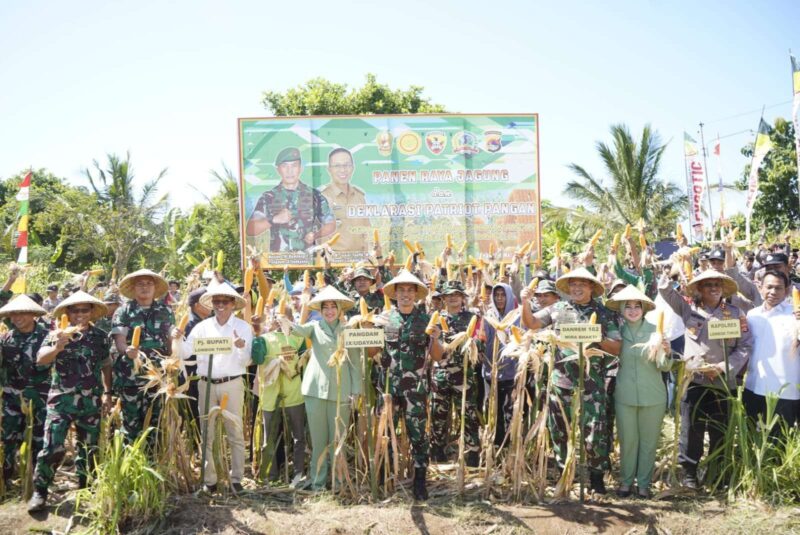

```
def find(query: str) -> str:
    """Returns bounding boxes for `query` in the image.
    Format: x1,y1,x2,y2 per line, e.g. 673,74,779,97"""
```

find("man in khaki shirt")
319,148,369,252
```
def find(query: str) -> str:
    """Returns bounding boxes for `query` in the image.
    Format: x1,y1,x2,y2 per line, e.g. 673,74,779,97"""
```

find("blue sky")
1,0,798,230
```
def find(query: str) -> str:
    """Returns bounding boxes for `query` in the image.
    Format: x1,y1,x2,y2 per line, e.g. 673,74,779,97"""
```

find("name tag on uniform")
559,323,602,343
193,337,233,354
344,328,385,348
707,319,741,340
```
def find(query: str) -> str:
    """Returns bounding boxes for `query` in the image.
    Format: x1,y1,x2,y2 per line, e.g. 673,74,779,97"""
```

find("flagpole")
790,49,800,220
682,146,693,244
745,107,766,244
698,122,715,233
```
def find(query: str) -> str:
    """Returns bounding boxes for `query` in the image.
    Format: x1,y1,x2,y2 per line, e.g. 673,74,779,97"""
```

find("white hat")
308,285,355,312
605,285,656,312
200,282,246,311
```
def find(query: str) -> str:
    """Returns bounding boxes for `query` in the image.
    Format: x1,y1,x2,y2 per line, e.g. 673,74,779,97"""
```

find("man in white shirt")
744,270,800,431
173,282,252,494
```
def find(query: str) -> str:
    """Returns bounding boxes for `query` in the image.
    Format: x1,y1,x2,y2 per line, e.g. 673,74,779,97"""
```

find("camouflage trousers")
384,390,429,469
33,391,101,491
2,389,47,481
547,383,611,472
117,383,162,443
430,367,480,455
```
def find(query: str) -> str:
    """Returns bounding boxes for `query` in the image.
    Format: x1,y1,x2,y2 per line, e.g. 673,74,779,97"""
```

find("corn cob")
656,310,665,335
216,250,224,273
373,229,380,244
316,272,325,288
793,287,800,312
220,393,229,411
624,224,632,239
480,284,487,301
383,293,392,312
59,314,69,330
684,260,693,281
177,314,189,332
403,239,415,254
255,296,265,317
676,224,683,241
131,326,141,348
303,270,310,288
511,325,523,344
425,311,440,335
527,277,539,291
589,312,597,325
256,268,270,298
244,268,254,295
360,296,369,317
446,234,453,248
589,229,602,248
611,233,620,250
88,268,104,277
326,233,341,246
439,316,449,333
266,288,276,305
466,315,478,337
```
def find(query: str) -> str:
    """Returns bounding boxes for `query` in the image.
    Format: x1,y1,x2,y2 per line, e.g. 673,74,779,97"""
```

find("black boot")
412,467,429,501
681,463,698,489
465,451,480,468
589,470,607,494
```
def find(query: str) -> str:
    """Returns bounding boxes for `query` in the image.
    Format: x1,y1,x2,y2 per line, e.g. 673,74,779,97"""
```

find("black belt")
199,375,242,385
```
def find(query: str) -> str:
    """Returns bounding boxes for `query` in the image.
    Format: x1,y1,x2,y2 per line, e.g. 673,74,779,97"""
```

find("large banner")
238,114,540,268
683,132,705,242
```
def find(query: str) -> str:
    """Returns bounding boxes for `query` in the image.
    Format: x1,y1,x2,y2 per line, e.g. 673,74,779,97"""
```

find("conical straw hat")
686,270,738,298
555,267,606,299
0,295,47,318
605,285,656,312
308,285,355,312
53,290,108,322
382,269,428,300
119,269,169,299
200,282,246,311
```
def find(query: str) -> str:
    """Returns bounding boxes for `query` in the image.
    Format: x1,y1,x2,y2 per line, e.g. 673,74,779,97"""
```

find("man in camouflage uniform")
0,296,51,487
111,269,174,442
429,280,482,467
522,268,621,494
28,291,112,512
376,270,443,500
245,146,336,252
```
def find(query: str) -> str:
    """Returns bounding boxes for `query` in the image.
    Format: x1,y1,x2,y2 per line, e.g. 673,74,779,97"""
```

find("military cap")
708,249,726,261
441,280,467,296
188,287,207,307
275,147,301,166
534,280,558,295
103,289,122,304
763,252,789,266
352,266,376,281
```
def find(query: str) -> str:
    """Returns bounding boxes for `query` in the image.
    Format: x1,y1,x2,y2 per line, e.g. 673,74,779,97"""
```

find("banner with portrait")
238,114,540,268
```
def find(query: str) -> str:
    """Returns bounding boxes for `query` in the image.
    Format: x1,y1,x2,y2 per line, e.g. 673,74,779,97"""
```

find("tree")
563,124,687,239
262,73,447,116
734,117,798,234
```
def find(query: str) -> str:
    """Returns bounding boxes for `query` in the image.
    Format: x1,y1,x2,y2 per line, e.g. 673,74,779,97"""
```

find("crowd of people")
2,230,800,513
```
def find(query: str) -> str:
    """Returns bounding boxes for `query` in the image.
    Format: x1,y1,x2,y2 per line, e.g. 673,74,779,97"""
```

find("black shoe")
78,474,88,489
412,467,429,501
616,486,632,498
637,487,651,499
681,463,698,489
589,470,607,494
202,483,217,494
465,452,480,468
27,489,48,513
231,483,244,494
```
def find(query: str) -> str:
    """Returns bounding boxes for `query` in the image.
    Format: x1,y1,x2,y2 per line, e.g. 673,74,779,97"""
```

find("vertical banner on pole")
683,133,706,242
791,54,800,214
11,171,32,294
745,119,774,216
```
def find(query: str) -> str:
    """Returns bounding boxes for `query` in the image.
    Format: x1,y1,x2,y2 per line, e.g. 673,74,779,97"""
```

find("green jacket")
292,319,362,402
251,332,306,410
614,319,672,407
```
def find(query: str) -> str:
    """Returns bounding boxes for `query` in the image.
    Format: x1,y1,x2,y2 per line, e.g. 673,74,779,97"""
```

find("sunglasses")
211,298,234,305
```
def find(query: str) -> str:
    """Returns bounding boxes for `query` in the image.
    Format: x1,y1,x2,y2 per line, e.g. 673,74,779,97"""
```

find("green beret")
275,147,301,166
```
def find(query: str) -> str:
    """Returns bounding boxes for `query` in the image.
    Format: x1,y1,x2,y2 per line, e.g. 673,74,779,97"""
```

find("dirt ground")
4,483,800,535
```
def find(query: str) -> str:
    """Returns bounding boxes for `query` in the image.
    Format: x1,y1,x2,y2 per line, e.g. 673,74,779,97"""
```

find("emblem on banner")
397,131,422,155
425,131,447,155
483,130,502,153
376,131,393,156
452,131,480,155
